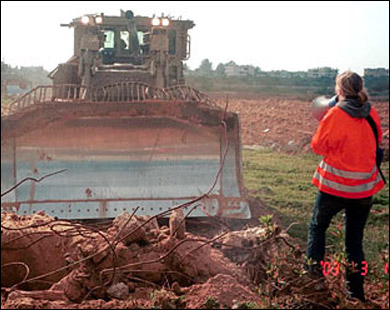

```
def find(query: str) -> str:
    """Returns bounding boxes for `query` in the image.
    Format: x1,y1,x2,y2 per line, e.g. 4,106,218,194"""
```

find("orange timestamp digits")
320,260,389,277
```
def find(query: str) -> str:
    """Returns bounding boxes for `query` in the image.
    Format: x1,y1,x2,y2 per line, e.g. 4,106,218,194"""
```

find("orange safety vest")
311,105,385,199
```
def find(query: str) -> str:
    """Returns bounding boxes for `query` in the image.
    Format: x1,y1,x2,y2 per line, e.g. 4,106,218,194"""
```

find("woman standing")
306,71,385,301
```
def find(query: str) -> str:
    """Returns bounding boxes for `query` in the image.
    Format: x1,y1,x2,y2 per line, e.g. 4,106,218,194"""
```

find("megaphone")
311,95,338,121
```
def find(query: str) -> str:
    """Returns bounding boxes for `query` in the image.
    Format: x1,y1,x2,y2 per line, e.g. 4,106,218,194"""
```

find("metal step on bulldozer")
1,10,251,221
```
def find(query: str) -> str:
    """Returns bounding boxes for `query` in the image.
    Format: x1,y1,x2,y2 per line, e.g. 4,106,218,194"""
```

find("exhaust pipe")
311,95,338,121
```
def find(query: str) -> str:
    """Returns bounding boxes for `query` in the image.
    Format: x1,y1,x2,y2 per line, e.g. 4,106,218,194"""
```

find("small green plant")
202,296,220,309
259,214,273,227
232,301,260,309
149,288,183,309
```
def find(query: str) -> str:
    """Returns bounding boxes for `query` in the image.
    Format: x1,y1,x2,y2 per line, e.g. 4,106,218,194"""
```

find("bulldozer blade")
1,100,250,220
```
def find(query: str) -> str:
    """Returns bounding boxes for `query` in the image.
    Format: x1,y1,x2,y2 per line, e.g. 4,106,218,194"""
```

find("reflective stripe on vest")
318,160,376,180
313,170,382,193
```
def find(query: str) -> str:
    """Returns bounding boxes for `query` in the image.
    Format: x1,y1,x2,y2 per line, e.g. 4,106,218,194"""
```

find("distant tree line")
1,59,387,98
364,75,390,94
184,59,389,97
1,61,51,88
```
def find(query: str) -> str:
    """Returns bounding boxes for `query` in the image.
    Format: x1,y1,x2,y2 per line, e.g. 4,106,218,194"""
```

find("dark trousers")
306,191,372,267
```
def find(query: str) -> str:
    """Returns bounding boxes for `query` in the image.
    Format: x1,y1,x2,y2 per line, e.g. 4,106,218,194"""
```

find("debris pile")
4,208,384,309
2,210,292,309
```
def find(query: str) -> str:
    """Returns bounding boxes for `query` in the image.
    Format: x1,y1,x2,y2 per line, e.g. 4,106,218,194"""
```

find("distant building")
256,71,269,77
225,63,255,77
1,76,32,97
364,68,389,77
268,70,296,78
291,71,307,78
266,70,308,79
307,67,338,78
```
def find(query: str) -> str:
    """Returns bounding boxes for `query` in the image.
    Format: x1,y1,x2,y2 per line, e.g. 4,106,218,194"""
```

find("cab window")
119,31,130,50
168,30,176,55
103,30,115,48
137,30,150,55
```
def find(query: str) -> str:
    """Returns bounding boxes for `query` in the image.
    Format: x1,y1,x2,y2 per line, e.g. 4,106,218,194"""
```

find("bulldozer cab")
51,10,194,90
1,10,251,221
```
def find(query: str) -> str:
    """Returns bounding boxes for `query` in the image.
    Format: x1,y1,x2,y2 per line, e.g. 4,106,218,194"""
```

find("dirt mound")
2,211,288,309
1,212,72,290
3,209,383,309
216,98,389,155
185,274,261,309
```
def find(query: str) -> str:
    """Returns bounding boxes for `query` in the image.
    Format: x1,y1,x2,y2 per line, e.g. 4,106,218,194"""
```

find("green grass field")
243,148,389,264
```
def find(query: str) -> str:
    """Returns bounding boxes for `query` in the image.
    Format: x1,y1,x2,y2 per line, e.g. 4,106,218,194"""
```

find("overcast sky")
1,1,389,75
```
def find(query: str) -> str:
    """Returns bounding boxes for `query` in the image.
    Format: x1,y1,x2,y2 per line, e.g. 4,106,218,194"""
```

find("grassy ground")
243,148,389,264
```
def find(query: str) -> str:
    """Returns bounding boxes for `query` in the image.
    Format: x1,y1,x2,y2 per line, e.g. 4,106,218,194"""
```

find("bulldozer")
1,10,251,221
1,78,32,99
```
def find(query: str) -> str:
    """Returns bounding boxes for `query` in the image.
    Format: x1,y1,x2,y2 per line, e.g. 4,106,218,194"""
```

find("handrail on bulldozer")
8,84,88,114
4,83,216,116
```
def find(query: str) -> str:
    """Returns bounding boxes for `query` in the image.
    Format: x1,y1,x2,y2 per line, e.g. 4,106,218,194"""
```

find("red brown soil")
184,274,261,309
214,96,389,157
2,212,281,309
1,212,71,290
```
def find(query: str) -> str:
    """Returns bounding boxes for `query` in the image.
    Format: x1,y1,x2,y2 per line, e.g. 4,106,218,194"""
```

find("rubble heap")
1,210,301,309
